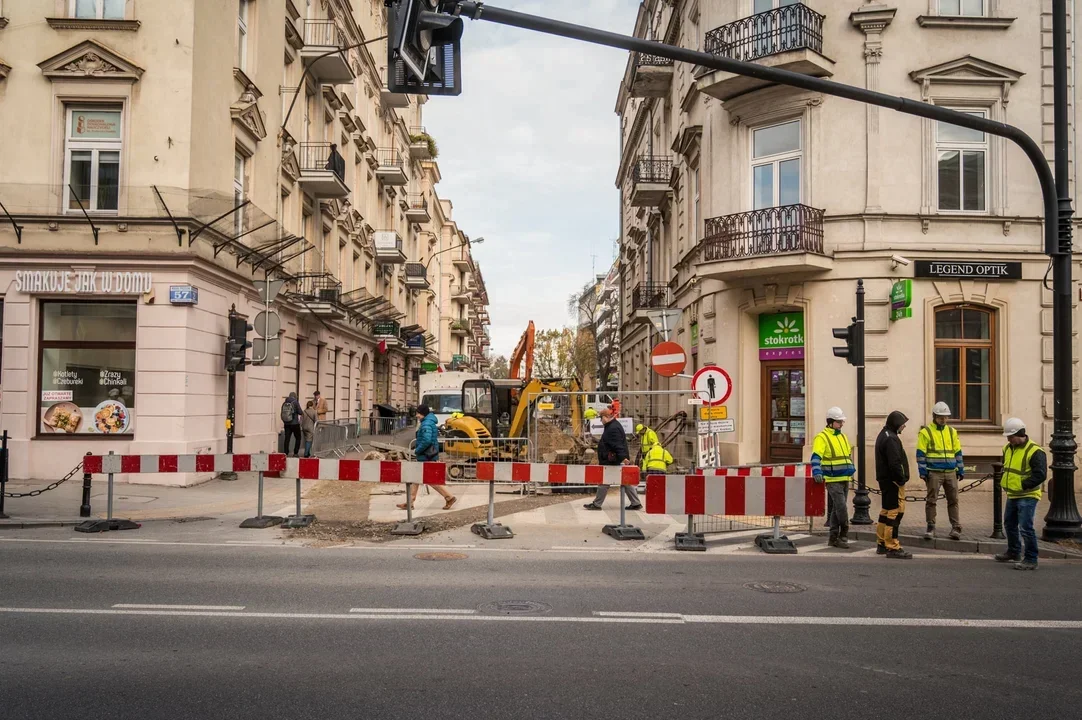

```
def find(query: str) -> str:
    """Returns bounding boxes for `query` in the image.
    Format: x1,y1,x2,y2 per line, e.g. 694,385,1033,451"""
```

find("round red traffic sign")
691,365,732,406
651,341,687,377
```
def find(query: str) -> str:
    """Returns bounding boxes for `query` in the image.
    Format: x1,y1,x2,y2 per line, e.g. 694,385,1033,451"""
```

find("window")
934,305,995,423
751,119,801,209
691,161,701,240
233,152,247,236
937,110,987,212
38,302,136,437
237,0,250,71
939,0,985,16
72,0,124,19
65,107,121,213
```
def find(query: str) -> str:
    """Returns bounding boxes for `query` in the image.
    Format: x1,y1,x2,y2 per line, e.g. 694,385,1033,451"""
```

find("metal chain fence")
856,473,991,503
2,462,83,498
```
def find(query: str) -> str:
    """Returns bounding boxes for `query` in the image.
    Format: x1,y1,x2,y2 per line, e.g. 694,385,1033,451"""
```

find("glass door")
760,360,806,463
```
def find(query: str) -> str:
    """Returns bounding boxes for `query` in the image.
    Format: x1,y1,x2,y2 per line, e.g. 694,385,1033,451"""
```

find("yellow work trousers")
876,497,906,551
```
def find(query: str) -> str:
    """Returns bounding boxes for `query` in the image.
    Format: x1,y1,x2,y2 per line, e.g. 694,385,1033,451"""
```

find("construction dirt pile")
534,420,580,459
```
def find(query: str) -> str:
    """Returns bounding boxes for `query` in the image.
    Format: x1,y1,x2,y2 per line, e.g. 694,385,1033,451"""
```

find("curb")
815,529,1082,560
0,520,83,529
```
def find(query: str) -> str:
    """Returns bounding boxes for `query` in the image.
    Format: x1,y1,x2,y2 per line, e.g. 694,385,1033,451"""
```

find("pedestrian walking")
875,410,913,559
397,405,457,512
280,392,303,457
916,401,965,540
583,408,639,510
313,390,328,421
811,406,855,548
994,418,1047,571
301,400,318,458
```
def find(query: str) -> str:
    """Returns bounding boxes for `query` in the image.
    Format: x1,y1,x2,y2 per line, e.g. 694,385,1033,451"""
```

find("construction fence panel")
690,465,817,535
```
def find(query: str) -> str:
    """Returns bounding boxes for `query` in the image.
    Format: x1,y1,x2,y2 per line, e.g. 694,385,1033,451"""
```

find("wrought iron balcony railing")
701,203,825,262
404,262,427,280
704,3,824,63
376,148,404,168
303,19,343,48
299,142,346,182
631,156,673,185
631,282,670,312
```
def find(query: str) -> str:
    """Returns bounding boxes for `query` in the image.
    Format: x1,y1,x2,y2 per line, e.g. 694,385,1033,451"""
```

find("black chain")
856,473,991,503
2,462,83,498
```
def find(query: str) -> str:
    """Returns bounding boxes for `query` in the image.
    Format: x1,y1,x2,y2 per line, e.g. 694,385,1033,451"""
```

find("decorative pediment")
282,142,301,183
38,39,144,81
231,86,267,142
672,125,702,159
909,56,1023,101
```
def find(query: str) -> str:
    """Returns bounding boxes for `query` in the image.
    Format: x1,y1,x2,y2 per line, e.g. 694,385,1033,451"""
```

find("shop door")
760,361,806,464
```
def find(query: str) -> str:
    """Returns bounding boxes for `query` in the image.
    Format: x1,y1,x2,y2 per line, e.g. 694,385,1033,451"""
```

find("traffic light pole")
226,369,236,455
852,280,871,525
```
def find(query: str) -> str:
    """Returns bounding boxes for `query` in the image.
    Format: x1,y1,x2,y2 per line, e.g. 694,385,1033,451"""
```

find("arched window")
934,304,995,422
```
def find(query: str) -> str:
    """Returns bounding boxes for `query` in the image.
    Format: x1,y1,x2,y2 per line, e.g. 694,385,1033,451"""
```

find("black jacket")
875,411,910,487
596,420,630,466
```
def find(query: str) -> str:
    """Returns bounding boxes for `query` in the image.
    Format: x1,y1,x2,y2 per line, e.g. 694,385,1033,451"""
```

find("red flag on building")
378,339,387,354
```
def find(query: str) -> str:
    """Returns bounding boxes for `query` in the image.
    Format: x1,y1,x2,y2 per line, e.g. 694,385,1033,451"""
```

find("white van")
419,371,482,425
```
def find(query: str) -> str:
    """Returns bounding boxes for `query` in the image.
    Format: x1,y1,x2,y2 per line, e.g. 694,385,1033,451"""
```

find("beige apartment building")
617,0,1082,469
0,0,489,484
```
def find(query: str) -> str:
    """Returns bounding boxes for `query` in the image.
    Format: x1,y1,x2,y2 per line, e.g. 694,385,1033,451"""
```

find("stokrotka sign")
15,270,153,295
758,312,805,360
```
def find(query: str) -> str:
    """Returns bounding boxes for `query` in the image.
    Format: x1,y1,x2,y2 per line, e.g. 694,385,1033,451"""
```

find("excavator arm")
509,320,535,381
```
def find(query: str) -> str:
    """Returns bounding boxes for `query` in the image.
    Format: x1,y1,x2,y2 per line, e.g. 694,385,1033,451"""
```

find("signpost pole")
851,280,872,525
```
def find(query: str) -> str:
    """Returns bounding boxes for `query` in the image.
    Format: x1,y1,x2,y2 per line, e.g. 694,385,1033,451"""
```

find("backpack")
281,399,296,424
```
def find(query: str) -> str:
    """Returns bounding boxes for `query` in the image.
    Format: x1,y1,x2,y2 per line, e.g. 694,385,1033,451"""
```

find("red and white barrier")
645,464,824,517
474,462,639,486
83,453,288,476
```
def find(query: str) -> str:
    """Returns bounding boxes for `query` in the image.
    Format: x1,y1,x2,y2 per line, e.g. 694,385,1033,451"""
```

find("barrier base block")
674,532,707,551
281,514,316,529
755,533,798,554
240,515,284,529
391,520,427,536
471,522,514,540
73,518,141,534
603,524,645,541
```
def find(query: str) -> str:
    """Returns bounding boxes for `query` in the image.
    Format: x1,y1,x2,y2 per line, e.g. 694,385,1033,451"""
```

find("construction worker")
994,418,1046,570
609,398,621,418
583,407,598,442
875,410,912,559
811,407,855,549
635,423,659,450
642,441,674,474
916,401,964,540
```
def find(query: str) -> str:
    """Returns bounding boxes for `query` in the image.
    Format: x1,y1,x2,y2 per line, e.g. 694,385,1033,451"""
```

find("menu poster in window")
39,357,135,435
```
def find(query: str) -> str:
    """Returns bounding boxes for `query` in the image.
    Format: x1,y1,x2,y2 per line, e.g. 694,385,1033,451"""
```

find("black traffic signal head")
226,315,254,372
387,0,463,96
832,318,864,367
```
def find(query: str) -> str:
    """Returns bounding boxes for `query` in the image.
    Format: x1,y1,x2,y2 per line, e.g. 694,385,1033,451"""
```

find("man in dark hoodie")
875,410,913,559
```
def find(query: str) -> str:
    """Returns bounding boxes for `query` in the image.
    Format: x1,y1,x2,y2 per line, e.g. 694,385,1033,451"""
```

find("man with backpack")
281,392,303,457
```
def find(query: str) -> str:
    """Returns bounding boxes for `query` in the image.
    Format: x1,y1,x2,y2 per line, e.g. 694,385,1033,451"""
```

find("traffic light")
225,313,253,372
386,0,463,96
832,318,864,367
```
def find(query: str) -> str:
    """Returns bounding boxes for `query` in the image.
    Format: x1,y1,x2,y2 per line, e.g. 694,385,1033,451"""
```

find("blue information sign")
169,285,199,305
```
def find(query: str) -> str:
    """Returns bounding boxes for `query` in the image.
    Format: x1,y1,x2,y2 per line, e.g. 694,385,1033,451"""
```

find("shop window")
934,304,995,423
64,106,122,213
38,301,136,437
72,0,124,19
751,118,801,209
937,110,988,213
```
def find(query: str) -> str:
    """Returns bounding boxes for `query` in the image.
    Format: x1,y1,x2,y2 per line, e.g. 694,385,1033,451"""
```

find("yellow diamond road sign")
699,406,728,421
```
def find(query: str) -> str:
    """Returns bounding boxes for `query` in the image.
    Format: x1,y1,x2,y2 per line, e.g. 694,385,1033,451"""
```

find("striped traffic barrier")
645,464,822,553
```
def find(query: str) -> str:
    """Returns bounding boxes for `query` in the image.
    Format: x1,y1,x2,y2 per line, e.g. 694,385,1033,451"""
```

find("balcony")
374,148,407,186
451,354,469,371
297,142,349,198
381,82,410,109
405,194,431,223
373,230,406,264
404,262,429,289
698,3,834,101
630,282,670,325
294,274,345,320
697,204,832,280
373,321,402,346
409,126,436,160
451,249,473,272
300,20,354,85
450,283,471,304
630,156,673,207
450,319,470,337
630,53,674,98
405,333,426,357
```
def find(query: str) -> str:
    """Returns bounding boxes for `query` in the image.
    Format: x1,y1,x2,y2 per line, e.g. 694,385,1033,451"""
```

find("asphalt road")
2,537,1081,719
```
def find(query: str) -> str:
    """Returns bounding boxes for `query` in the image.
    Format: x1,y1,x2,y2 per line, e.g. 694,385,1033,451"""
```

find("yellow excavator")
441,321,583,475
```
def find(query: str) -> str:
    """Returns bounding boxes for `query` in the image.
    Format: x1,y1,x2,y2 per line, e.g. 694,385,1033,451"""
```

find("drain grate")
744,581,807,594
479,600,552,616
413,552,469,561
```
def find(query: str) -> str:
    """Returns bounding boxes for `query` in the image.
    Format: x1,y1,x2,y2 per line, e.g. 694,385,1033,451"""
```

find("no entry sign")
651,341,687,377
691,365,732,406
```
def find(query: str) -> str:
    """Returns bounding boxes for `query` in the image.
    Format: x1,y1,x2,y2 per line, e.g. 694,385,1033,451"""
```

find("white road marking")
594,611,683,618
112,604,246,611
681,615,1082,629
349,608,477,615
800,543,836,554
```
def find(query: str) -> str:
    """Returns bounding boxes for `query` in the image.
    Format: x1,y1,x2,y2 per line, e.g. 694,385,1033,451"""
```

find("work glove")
957,472,964,481
813,474,824,484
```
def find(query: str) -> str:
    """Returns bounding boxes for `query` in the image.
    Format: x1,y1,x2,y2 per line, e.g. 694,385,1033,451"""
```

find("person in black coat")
875,410,913,559
584,409,640,510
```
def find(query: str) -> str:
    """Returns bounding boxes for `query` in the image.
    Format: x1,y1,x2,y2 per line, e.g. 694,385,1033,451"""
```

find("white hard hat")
1003,418,1026,437
931,402,951,417
826,406,847,422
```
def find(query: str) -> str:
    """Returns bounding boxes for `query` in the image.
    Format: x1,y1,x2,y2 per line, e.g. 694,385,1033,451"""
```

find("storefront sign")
914,260,1022,280
16,270,153,295
169,285,199,305
758,312,805,360
72,110,121,140
890,279,913,321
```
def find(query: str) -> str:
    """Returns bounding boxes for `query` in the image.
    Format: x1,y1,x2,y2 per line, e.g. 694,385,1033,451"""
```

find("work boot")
949,527,962,541
924,524,935,540
994,551,1021,563
835,526,850,549
886,548,913,559
876,543,887,555
1014,560,1039,571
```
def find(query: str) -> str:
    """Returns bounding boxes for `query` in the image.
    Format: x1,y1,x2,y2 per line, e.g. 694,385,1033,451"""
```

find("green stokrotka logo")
758,312,805,348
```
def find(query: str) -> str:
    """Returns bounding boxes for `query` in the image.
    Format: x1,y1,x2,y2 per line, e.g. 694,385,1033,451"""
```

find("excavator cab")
461,378,518,438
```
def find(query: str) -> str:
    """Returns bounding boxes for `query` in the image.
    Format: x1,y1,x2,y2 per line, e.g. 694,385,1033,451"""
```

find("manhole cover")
479,600,552,616
744,581,807,594
413,552,469,561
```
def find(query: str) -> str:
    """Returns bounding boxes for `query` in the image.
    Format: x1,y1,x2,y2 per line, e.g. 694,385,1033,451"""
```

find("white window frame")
691,161,701,240
935,109,990,215
752,0,799,14
234,151,247,236
70,0,125,20
63,106,123,214
936,0,987,17
237,0,250,71
750,118,803,210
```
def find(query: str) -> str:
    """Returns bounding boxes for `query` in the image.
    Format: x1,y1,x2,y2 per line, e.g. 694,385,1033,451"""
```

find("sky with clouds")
423,0,640,358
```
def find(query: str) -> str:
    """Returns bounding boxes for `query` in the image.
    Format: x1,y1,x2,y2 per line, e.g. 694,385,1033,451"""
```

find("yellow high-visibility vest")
642,443,673,471
1002,440,1044,500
